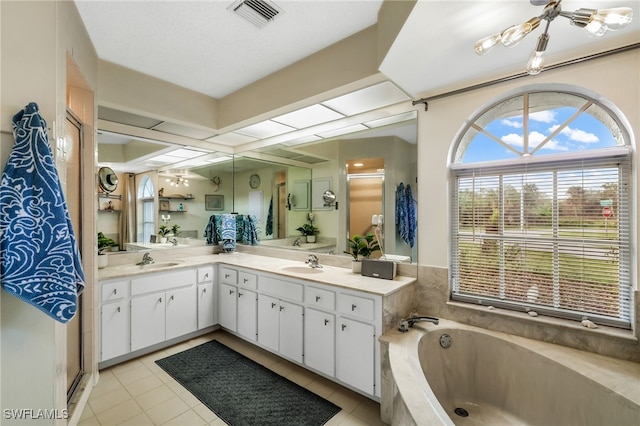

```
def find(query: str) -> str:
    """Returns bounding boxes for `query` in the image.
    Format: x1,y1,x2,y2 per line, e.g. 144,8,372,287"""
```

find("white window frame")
449,88,633,329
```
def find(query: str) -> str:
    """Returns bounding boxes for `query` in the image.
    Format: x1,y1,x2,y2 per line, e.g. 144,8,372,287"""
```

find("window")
450,90,632,328
137,176,155,243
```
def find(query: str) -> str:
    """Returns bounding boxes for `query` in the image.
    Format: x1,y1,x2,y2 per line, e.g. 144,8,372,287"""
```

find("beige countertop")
98,252,416,297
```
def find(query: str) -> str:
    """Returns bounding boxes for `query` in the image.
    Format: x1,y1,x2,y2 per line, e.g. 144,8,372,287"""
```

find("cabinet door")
131,293,165,351
219,283,237,332
279,300,303,363
304,308,335,376
336,317,375,395
166,286,197,340
100,301,130,361
257,294,279,352
197,282,215,329
237,289,257,341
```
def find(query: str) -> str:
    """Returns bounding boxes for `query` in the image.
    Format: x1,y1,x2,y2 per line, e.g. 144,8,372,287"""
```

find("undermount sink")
124,261,183,271
281,265,324,274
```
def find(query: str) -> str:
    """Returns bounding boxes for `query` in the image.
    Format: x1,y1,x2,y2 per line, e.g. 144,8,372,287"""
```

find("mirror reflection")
97,114,417,262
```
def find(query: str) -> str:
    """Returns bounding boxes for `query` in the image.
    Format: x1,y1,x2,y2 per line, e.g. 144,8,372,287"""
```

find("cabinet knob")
225,274,230,279
158,297,162,303
202,288,207,294
341,324,347,331
238,292,243,298
324,319,329,326
229,289,234,295
279,306,285,311
116,306,121,313
351,304,357,311
170,295,174,301
315,296,320,302
271,302,276,309
204,273,209,279
112,289,117,295
243,278,248,283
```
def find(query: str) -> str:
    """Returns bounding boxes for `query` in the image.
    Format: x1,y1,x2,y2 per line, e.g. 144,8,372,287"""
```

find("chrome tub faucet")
399,313,439,332
305,254,322,268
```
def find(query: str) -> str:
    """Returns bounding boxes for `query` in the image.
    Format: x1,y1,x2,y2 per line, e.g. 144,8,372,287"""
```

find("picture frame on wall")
159,200,170,211
205,194,224,211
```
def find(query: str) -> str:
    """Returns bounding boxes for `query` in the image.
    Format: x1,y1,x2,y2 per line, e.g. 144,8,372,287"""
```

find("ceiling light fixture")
474,0,633,75
166,175,189,187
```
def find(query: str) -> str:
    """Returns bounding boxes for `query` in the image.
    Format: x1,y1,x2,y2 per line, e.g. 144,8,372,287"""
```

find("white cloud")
549,125,599,143
529,110,556,123
501,131,568,151
501,119,522,128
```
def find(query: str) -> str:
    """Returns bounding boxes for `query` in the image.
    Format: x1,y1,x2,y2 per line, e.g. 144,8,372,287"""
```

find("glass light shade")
526,51,545,75
595,7,633,30
501,17,540,47
583,17,608,37
474,33,502,55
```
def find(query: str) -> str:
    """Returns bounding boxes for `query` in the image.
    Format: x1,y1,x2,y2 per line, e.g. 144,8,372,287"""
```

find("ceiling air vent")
229,0,282,28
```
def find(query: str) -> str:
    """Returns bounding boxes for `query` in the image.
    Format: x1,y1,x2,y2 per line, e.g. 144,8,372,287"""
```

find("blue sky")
462,106,619,164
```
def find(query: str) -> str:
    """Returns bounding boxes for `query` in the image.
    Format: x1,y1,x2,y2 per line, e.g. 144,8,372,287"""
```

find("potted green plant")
296,223,319,243
158,225,170,243
344,234,380,273
97,232,117,269
171,224,180,237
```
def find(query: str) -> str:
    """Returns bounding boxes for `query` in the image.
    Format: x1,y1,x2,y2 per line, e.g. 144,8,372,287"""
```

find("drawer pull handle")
170,295,174,301
225,274,230,279
204,273,209,279
158,297,162,303
229,290,235,295
324,319,329,326
238,292,243,298
315,296,320,302
116,306,121,313
112,289,117,295
271,302,276,309
203,288,207,294
243,278,249,283
279,306,285,311
351,304,357,311
341,324,347,331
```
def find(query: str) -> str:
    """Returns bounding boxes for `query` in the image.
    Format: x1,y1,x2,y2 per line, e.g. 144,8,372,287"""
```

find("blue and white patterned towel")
221,213,236,253
0,102,85,323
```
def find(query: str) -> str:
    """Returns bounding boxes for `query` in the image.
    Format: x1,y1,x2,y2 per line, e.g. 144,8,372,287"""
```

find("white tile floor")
78,331,387,426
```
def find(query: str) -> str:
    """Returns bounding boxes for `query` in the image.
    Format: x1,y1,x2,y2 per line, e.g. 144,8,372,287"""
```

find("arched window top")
138,176,154,199
454,91,627,165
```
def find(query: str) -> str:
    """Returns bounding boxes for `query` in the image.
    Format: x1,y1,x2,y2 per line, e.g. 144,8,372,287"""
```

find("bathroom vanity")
98,252,415,400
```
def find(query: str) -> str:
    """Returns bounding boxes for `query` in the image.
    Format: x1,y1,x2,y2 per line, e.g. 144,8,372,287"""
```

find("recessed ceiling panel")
207,132,257,146
364,111,417,128
316,124,368,139
235,120,296,139
98,106,164,128
321,81,410,116
272,104,344,129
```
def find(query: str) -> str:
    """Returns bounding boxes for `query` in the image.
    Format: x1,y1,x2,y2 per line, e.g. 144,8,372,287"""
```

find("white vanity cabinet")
304,307,335,377
258,276,304,363
197,266,217,329
130,268,197,352
100,280,130,361
218,267,258,341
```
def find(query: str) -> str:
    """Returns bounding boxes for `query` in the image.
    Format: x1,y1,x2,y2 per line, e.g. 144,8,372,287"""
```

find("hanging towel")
405,184,417,248
266,196,273,236
0,102,85,323
204,214,222,245
221,213,236,252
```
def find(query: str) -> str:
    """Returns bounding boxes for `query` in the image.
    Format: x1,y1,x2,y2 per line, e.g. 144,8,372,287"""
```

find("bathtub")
382,319,640,426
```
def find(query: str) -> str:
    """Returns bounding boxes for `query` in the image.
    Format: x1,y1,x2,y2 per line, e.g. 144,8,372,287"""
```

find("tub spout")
399,314,439,332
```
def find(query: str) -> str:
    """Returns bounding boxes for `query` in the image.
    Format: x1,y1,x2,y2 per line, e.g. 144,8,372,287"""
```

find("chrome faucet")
305,254,322,268
137,252,154,265
293,237,302,247
399,314,439,332
168,237,178,246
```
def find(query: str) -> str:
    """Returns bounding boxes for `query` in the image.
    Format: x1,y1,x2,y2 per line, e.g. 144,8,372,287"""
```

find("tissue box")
361,259,397,280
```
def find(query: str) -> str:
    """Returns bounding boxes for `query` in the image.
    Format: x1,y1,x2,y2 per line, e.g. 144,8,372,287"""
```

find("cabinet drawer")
337,293,375,321
259,276,303,302
238,271,257,290
306,286,335,311
131,269,195,295
220,267,238,285
102,280,128,302
197,266,214,283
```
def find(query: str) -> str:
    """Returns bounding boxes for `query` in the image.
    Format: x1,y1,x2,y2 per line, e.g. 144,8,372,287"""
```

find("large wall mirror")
97,106,418,263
